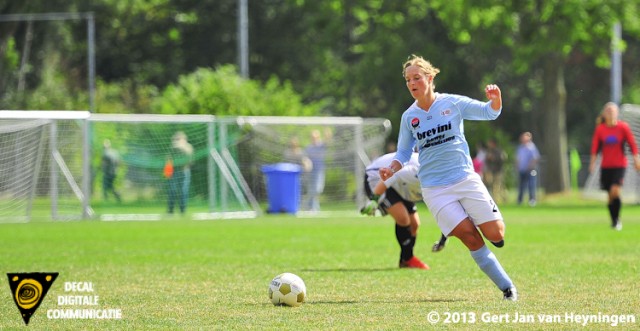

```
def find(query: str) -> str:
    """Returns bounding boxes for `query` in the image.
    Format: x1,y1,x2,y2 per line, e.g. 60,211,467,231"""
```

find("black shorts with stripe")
600,167,626,191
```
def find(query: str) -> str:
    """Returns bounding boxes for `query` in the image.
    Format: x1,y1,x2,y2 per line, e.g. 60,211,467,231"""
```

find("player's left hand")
485,84,502,110
485,84,501,100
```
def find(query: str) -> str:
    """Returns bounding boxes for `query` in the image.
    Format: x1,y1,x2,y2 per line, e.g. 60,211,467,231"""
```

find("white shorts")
422,173,502,236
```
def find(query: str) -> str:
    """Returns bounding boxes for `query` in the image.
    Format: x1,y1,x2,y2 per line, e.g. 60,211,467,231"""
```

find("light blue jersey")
395,93,501,187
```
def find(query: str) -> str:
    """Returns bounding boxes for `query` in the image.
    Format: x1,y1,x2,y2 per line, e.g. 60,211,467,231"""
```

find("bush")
153,65,321,116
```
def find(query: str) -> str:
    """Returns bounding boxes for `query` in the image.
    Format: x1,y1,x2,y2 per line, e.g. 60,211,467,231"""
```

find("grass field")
1,197,639,330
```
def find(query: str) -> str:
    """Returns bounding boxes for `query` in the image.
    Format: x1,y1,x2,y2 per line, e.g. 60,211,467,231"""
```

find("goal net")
582,103,640,203
89,114,259,221
0,111,89,222
229,116,392,214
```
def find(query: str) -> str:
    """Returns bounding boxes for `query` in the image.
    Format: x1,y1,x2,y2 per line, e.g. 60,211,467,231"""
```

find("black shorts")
363,174,417,215
600,168,626,191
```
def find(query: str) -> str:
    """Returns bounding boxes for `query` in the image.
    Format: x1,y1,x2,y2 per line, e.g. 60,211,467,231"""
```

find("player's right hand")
379,167,393,181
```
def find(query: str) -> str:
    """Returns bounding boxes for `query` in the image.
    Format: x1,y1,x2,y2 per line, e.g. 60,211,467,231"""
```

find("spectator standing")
473,142,486,177
167,131,193,214
516,132,540,206
283,136,312,172
484,138,507,203
303,129,331,212
101,139,121,202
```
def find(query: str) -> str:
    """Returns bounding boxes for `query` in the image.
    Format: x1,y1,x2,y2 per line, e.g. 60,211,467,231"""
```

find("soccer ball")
268,273,306,307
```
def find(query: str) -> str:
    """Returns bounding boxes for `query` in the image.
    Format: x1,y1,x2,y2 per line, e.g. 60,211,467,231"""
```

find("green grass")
1,199,639,330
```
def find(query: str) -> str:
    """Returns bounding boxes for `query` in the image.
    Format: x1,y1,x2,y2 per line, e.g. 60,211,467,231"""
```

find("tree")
0,1,85,108
428,0,640,193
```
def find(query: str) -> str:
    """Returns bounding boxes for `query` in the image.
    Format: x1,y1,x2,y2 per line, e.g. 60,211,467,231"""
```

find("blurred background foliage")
2,0,640,193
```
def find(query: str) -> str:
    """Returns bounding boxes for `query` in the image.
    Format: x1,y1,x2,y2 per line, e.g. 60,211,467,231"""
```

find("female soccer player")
361,152,448,270
589,102,640,230
379,54,517,300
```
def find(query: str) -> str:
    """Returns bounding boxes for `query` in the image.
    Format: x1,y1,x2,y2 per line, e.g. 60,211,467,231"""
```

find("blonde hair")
402,54,440,78
600,102,619,126
172,131,193,155
602,102,618,111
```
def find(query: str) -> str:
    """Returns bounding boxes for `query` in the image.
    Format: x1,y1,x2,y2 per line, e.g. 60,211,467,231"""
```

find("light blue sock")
470,245,513,291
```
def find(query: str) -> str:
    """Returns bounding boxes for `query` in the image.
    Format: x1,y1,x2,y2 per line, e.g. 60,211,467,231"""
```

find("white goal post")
582,103,640,203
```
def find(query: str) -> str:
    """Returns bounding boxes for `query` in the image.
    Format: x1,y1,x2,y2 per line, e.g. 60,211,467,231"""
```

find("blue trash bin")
261,163,302,214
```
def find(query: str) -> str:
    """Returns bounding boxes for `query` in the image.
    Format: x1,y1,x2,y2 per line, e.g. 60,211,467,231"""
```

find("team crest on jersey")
441,109,452,116
604,135,619,144
411,117,420,128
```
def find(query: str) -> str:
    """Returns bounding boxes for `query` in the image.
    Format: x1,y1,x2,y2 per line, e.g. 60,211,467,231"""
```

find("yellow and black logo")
7,272,58,325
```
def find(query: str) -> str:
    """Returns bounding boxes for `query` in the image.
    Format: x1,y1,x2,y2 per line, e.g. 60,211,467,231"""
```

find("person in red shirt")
589,102,640,230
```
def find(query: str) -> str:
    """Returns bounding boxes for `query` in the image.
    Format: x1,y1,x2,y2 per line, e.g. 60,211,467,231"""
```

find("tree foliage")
427,0,640,193
3,0,640,193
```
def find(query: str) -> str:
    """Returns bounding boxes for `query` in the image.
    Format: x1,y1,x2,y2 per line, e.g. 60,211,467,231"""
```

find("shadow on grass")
308,298,464,304
256,297,463,306
301,267,398,272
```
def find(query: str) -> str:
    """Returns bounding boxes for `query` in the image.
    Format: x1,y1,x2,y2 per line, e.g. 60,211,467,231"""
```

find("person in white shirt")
361,152,447,270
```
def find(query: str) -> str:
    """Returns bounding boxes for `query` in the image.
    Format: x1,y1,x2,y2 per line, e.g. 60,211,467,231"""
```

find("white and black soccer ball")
268,273,306,307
